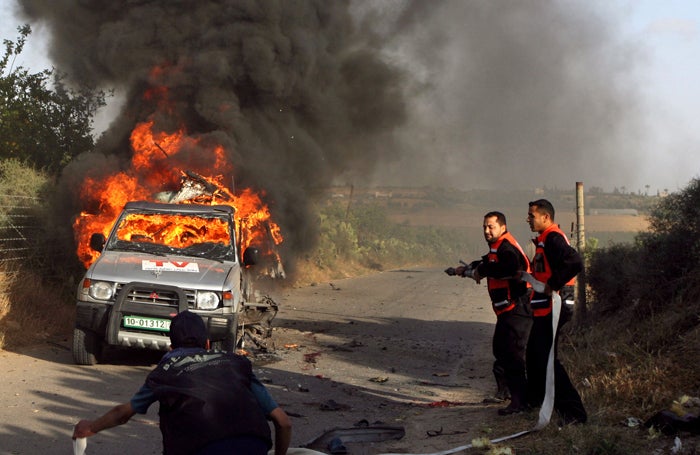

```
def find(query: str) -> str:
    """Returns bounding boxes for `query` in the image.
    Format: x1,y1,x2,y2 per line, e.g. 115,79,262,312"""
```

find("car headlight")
89,281,114,300
196,291,220,310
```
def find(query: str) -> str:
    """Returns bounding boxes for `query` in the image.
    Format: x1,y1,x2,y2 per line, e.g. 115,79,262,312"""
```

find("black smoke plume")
17,0,408,257
17,0,645,262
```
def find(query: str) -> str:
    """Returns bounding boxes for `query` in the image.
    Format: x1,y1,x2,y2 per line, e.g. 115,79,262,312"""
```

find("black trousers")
492,295,533,407
526,312,587,423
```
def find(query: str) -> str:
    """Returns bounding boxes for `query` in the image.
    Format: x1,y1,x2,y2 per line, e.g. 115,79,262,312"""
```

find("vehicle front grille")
116,284,196,308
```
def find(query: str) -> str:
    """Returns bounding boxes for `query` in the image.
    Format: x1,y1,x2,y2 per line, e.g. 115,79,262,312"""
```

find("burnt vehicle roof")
123,200,235,215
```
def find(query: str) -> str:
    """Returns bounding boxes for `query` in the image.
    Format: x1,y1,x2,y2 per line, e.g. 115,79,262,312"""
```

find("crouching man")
73,310,292,455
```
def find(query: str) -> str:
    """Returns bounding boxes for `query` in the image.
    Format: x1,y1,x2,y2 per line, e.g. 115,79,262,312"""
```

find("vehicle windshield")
106,211,235,261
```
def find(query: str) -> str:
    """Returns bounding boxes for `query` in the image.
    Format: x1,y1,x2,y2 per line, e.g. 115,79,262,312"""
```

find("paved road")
0,267,500,454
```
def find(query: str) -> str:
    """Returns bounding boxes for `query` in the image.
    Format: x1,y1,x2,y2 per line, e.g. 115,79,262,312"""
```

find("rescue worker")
526,199,587,425
456,211,533,415
73,310,292,455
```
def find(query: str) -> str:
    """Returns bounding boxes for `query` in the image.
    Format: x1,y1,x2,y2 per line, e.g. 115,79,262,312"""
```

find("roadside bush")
576,177,700,445
298,200,477,283
587,241,644,315
588,178,700,319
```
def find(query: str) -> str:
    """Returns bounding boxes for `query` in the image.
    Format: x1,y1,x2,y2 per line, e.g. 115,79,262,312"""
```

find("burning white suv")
72,200,277,365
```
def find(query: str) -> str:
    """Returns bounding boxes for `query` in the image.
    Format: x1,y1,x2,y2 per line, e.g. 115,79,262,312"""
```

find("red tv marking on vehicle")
142,260,200,273
151,260,189,267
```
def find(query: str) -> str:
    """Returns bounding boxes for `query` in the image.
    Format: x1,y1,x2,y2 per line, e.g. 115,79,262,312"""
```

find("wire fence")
0,195,77,271
0,195,82,299
0,195,43,265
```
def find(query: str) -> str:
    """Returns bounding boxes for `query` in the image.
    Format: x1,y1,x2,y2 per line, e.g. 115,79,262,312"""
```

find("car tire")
72,327,102,365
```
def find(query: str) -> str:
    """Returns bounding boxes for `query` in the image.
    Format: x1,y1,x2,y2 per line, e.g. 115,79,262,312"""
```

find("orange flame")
114,213,231,247
73,69,282,268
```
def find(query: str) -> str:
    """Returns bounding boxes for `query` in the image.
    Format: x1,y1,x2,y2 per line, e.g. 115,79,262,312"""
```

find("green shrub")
588,178,700,319
309,201,477,273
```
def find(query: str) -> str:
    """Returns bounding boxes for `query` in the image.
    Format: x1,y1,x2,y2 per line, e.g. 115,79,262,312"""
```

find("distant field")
332,187,651,249
388,205,648,231
387,204,648,248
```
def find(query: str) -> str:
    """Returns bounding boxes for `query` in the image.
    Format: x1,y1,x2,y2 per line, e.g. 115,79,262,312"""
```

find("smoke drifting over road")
17,0,643,253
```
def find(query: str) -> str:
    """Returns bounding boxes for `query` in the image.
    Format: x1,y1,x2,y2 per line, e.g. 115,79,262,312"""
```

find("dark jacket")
146,350,272,455
530,224,583,317
477,232,531,306
537,226,582,291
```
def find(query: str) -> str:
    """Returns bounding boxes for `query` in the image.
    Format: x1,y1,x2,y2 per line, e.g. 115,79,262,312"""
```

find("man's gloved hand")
444,266,469,277
445,261,480,279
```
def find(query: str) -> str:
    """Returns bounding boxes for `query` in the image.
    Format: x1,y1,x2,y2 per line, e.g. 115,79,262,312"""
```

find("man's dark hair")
169,311,208,348
528,199,555,220
484,211,507,226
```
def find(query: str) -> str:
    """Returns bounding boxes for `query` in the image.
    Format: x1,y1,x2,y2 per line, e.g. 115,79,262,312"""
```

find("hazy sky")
621,0,700,193
1,0,698,194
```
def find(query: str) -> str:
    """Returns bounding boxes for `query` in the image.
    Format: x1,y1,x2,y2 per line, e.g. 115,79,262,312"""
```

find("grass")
517,305,700,454
0,264,74,349
0,160,75,349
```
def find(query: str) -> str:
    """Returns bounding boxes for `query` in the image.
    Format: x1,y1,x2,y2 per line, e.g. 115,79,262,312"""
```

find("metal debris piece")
320,399,349,411
304,425,406,451
304,352,321,363
624,417,643,428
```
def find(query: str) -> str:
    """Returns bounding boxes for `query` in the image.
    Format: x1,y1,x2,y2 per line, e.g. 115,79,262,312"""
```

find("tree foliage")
0,25,106,173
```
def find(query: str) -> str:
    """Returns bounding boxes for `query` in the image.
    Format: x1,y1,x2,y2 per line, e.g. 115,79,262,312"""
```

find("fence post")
575,182,587,323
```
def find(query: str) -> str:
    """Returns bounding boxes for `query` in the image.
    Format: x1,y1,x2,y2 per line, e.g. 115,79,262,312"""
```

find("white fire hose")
72,437,87,455
378,273,559,455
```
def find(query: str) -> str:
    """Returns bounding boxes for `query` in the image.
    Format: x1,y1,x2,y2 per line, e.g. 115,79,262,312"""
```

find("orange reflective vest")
486,231,531,316
530,224,576,317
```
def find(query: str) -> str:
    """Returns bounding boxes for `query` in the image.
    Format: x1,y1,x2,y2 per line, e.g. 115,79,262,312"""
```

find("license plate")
123,315,171,332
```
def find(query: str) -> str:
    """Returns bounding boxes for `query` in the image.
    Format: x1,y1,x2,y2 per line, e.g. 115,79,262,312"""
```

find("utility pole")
345,184,354,220
575,181,587,322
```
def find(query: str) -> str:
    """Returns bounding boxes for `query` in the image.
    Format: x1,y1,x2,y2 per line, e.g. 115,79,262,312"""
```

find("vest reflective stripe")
530,225,576,317
486,232,531,316
491,298,515,315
